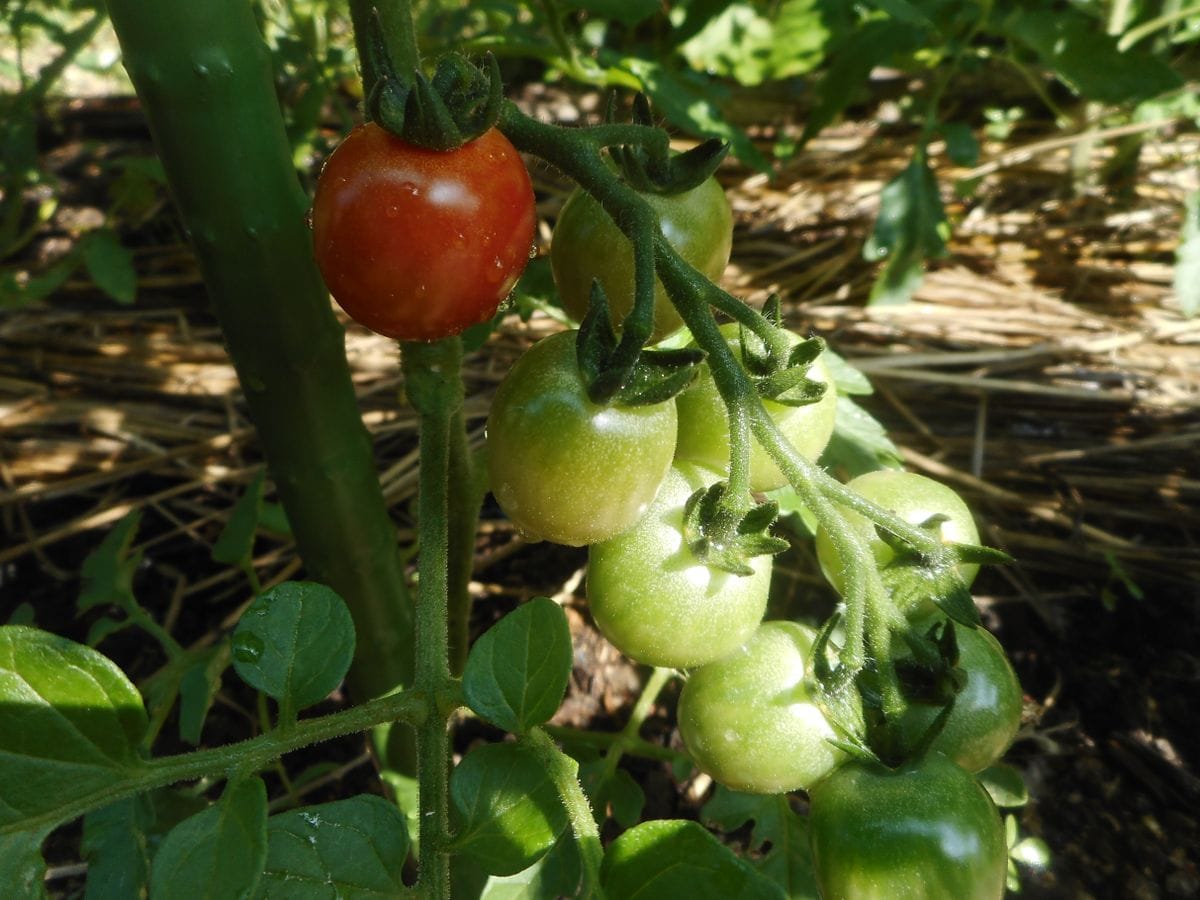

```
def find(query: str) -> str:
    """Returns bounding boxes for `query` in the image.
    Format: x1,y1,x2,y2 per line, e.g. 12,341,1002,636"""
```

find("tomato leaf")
82,797,151,900
212,469,266,566
462,597,572,735
864,154,949,306
702,788,820,899
601,819,786,899
1005,9,1182,105
978,763,1030,809
178,643,229,745
81,228,137,305
0,626,148,829
230,581,356,712
150,777,267,900
450,741,568,876
256,795,412,896
0,829,49,900
78,509,142,615
478,835,582,899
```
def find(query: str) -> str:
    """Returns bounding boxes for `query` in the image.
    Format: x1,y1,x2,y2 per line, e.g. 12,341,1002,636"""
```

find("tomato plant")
675,322,838,491
815,469,980,611
311,123,536,342
677,620,846,794
808,751,1008,900
898,618,1023,773
586,462,771,668
550,176,732,340
486,330,678,546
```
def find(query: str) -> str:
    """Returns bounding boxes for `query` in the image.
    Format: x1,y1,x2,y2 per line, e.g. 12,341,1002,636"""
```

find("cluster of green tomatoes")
312,119,1026,899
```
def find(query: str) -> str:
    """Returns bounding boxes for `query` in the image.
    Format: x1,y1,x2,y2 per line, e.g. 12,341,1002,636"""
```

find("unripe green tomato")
815,470,980,615
677,621,847,794
486,330,677,547
674,323,837,492
550,178,733,341
586,462,771,668
897,619,1023,773
808,752,1008,900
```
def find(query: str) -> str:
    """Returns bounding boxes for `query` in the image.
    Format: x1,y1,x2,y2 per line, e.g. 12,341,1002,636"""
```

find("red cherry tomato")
311,123,536,342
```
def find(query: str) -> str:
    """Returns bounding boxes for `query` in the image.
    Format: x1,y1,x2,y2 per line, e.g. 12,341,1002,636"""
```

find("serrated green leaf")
608,767,646,829
78,510,142,615
479,834,582,900
82,797,151,900
212,469,266,566
702,788,819,899
979,763,1030,809
0,829,49,900
178,643,229,745
256,795,411,898
450,741,568,876
865,155,949,306
0,626,148,829
150,777,267,900
81,228,137,305
6,603,35,626
939,121,980,166
821,350,873,396
231,582,356,712
1006,9,1182,105
601,819,786,899
1174,191,1200,318
462,597,572,735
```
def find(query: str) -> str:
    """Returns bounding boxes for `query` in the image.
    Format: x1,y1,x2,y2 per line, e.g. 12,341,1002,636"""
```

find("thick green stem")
1,687,426,838
446,408,483,675
524,727,605,899
401,339,461,900
104,0,414,704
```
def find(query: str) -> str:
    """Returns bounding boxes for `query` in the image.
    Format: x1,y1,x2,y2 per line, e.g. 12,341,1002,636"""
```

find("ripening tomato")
586,462,771,668
674,323,838,492
311,123,536,342
677,621,847,794
815,470,980,615
808,752,1008,900
550,177,732,340
486,330,678,547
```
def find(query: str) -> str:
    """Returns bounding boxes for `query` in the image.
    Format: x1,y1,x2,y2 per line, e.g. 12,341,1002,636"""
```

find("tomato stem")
401,338,464,900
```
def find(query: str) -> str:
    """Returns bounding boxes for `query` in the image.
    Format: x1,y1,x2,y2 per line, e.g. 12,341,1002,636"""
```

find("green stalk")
401,339,461,900
104,0,414,702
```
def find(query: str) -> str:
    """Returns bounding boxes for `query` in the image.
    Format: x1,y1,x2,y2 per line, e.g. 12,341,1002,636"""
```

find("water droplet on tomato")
303,209,313,229
400,181,419,196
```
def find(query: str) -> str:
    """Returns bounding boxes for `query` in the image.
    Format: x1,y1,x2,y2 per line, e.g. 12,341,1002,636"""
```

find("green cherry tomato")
675,323,838,492
898,618,1023,774
550,177,733,340
808,752,1008,900
486,330,677,547
586,462,771,668
815,470,980,614
677,621,847,794
312,123,536,342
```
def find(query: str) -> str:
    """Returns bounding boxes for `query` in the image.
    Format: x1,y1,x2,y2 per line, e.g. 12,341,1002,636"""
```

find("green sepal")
755,366,828,407
682,483,789,576
364,14,503,152
577,281,703,406
606,93,730,195
952,542,1014,566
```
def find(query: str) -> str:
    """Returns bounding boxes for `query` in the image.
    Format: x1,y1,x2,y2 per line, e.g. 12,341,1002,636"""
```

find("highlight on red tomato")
808,751,1008,900
815,469,980,614
550,176,732,340
586,462,771,669
311,123,536,342
674,322,838,492
486,330,678,547
677,620,847,794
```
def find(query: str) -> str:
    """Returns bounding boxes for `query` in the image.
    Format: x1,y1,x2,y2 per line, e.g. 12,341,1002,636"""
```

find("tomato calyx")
362,11,501,150
576,281,705,405
606,93,729,195
681,481,789,576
